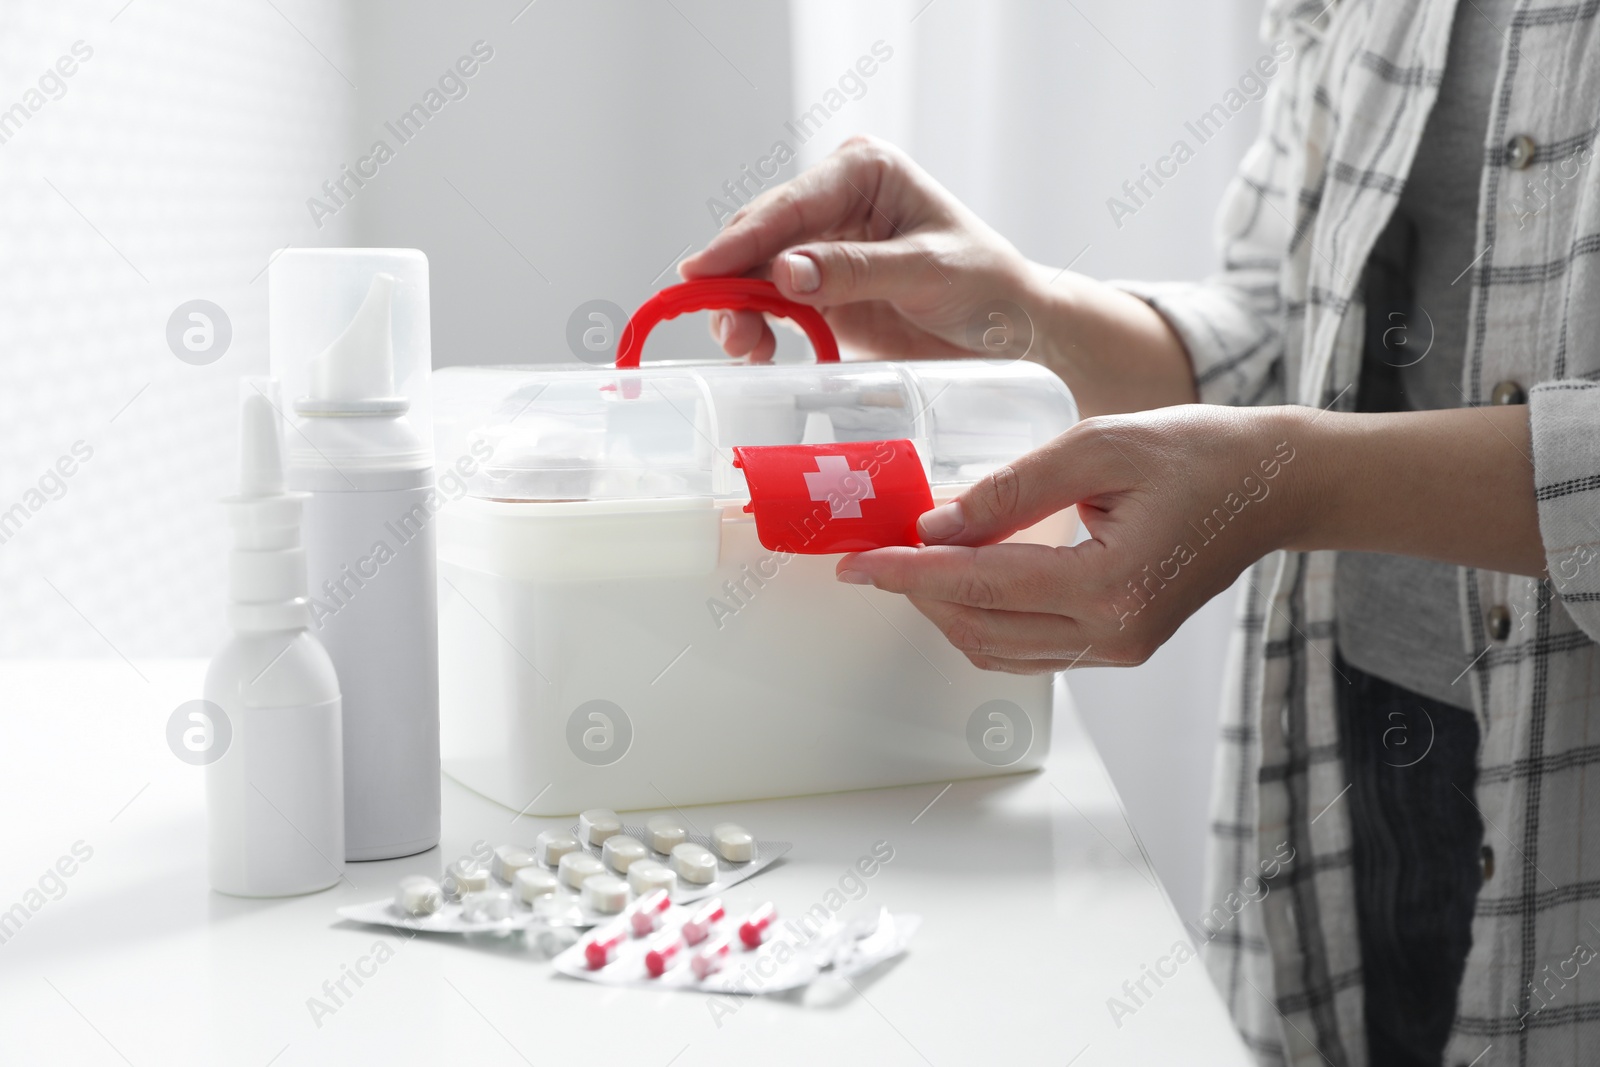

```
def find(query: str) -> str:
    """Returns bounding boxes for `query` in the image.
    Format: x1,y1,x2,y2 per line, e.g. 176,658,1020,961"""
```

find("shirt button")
1488,604,1512,641
1491,380,1527,405
1507,133,1537,169
1481,844,1495,882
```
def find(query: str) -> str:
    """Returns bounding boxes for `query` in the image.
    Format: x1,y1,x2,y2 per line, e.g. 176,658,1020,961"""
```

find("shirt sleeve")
1108,7,1312,409
1530,381,1600,638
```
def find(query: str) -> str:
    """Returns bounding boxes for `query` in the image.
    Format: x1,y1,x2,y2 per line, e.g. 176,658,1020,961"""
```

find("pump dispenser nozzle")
238,387,288,498
300,272,405,413
225,379,310,632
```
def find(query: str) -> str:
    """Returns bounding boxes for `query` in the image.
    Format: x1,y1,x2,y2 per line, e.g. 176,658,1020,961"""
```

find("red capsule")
584,922,628,970
644,932,683,977
691,934,733,979
629,888,672,938
682,897,726,945
738,901,778,948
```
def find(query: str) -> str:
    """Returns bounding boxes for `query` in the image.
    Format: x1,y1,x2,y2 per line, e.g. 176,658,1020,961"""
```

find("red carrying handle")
615,278,840,368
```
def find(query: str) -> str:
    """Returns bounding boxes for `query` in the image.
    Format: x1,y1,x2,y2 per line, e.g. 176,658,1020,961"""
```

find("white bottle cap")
268,249,433,473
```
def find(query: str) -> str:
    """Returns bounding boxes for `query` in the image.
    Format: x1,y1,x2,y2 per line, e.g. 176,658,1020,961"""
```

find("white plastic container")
432,347,1078,816
207,381,345,897
269,249,440,861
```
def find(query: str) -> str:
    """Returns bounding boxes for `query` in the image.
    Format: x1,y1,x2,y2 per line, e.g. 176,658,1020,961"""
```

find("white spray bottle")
207,380,345,897
270,249,441,862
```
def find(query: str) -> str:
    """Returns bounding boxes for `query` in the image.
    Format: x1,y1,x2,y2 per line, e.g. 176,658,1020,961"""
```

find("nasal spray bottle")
269,249,441,861
207,380,345,897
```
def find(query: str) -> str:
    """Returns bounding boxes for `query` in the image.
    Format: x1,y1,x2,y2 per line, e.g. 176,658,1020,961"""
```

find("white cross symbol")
804,455,876,519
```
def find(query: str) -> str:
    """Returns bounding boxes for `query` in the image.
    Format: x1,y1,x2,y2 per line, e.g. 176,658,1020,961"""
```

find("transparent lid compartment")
432,360,1075,503
911,362,1080,486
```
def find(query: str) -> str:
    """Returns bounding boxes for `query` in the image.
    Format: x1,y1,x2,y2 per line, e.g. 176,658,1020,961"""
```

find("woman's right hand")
678,135,1037,363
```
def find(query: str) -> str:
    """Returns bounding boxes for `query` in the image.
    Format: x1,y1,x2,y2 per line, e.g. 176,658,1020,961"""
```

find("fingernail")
786,252,821,293
712,311,730,344
836,569,872,585
918,502,965,541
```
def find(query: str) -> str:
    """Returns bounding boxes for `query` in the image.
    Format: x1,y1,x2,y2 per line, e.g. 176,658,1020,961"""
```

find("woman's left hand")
836,404,1310,673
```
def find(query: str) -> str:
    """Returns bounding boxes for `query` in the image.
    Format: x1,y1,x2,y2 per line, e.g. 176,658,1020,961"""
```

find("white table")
0,661,1251,1066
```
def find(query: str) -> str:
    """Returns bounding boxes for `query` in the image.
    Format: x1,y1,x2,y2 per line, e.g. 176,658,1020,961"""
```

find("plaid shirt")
1117,1,1600,1063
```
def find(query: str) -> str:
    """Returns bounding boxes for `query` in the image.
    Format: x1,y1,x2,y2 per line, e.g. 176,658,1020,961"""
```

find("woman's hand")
678,135,1035,363
835,405,1310,673
679,135,1200,416
835,399,1548,674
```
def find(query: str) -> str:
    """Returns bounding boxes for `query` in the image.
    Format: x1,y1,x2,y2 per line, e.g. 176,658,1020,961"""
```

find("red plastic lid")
732,439,933,554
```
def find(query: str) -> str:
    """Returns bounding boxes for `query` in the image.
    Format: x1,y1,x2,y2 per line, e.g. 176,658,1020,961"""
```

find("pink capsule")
629,888,672,938
644,932,683,977
738,902,778,948
691,934,733,979
584,922,628,970
682,897,726,946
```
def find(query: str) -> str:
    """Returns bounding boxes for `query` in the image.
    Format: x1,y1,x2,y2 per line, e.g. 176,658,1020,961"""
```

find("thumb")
918,429,1109,546
774,238,935,306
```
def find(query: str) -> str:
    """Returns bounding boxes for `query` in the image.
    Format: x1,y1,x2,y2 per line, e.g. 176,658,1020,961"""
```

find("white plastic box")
431,356,1077,815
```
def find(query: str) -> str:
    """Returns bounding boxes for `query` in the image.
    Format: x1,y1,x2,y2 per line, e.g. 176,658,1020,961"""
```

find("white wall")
343,0,800,368
0,0,351,659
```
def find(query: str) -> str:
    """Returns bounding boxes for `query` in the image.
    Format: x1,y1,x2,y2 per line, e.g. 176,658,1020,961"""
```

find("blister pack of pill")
337,813,790,935
337,843,623,934
567,809,791,904
553,899,920,994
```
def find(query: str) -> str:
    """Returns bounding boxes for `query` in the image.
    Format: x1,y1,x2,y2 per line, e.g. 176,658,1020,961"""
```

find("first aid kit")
431,278,1079,815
